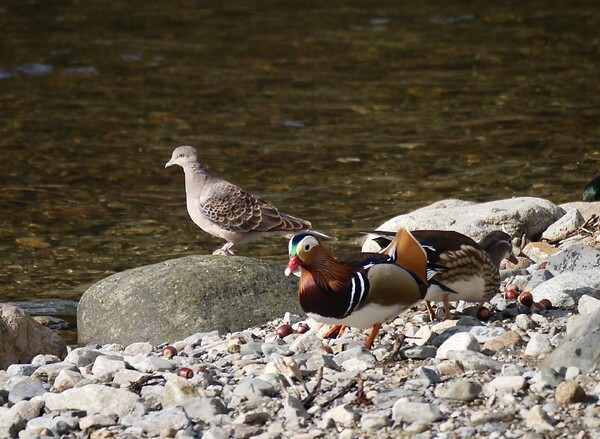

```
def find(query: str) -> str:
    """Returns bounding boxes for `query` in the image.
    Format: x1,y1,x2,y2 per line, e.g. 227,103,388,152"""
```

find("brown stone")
482,330,523,352
0,304,67,370
555,381,587,406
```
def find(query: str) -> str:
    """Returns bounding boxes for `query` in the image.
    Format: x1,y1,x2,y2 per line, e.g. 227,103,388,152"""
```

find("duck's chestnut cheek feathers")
285,256,302,276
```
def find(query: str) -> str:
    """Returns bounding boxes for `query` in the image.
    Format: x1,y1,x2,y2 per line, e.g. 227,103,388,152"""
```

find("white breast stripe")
343,273,369,318
356,273,366,306
344,277,357,318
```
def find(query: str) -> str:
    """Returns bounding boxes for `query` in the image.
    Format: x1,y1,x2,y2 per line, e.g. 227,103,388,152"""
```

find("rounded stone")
78,255,300,346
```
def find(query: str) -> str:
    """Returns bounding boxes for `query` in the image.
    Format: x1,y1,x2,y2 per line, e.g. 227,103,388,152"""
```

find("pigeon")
165,145,329,255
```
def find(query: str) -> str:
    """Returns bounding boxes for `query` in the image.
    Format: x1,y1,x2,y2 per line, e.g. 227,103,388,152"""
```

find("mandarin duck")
165,146,330,255
284,228,429,349
366,230,517,321
582,176,600,201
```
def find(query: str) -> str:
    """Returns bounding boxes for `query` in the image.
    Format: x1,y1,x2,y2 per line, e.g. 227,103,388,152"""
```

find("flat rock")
541,209,585,242
78,255,300,346
0,304,67,370
362,197,564,252
546,245,600,275
42,384,147,417
531,269,600,307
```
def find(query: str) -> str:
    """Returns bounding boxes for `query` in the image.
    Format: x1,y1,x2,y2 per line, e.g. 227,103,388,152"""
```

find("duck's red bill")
285,256,301,276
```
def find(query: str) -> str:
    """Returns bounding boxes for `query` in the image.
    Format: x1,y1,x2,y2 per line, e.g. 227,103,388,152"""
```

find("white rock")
52,368,84,392
162,376,200,408
484,376,527,395
578,295,600,316
64,348,104,367
9,399,44,422
323,404,357,427
289,332,323,354
541,209,584,242
123,342,154,356
91,355,126,381
360,411,391,431
121,406,190,436
391,401,444,423
126,354,176,373
341,357,372,372
525,405,555,433
42,384,147,417
79,414,118,431
362,197,564,252
0,407,23,438
524,333,554,357
531,270,600,308
436,333,480,360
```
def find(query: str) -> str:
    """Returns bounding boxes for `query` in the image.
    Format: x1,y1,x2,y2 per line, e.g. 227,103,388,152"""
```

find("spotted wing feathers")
199,181,311,233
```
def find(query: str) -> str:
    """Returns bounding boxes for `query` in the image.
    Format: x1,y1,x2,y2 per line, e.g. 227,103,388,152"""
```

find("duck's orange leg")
364,323,382,349
323,324,347,339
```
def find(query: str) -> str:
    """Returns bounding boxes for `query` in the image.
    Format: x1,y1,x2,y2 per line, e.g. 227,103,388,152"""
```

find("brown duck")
284,228,429,348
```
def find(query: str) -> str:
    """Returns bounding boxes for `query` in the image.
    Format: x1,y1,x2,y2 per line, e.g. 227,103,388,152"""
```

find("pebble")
2,241,600,438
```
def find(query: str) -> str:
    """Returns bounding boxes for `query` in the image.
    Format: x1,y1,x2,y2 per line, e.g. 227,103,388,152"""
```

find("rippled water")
1,1,598,340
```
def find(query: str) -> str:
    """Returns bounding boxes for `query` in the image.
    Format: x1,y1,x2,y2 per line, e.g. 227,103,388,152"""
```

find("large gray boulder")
362,197,564,252
542,307,600,373
0,304,67,370
78,255,299,346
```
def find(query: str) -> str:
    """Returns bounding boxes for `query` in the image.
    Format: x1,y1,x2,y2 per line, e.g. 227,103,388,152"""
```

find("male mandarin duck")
582,176,600,201
165,146,330,255
284,228,429,349
366,230,517,321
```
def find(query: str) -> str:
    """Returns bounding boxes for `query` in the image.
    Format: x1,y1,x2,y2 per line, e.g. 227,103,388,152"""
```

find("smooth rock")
123,342,154,356
543,310,600,373
531,269,600,307
391,401,444,423
524,333,553,356
162,376,200,408
127,355,175,373
578,295,600,316
481,330,524,353
51,369,84,392
484,376,527,394
525,270,554,291
8,379,46,404
79,414,118,432
42,384,147,417
6,365,38,377
446,350,503,372
360,411,391,431
289,332,323,354
436,379,481,402
180,397,229,422
436,333,480,359
78,255,300,346
91,355,127,381
121,406,190,435
0,304,67,370
362,197,564,252
399,345,438,359
64,348,104,367
323,404,356,427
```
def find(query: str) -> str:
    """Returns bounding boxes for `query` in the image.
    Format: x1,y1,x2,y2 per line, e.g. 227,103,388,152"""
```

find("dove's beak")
165,159,175,168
